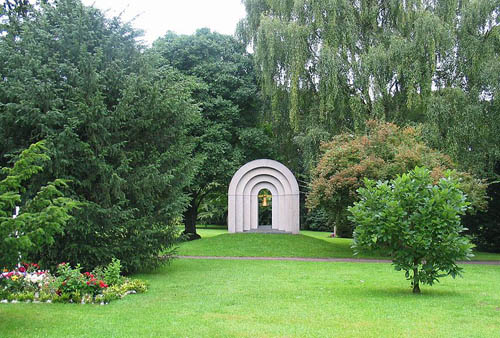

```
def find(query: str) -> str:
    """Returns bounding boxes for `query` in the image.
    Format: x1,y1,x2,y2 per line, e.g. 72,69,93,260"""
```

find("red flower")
18,267,26,273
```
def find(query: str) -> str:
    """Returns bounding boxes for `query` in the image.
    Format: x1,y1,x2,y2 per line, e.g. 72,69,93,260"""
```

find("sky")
81,0,247,45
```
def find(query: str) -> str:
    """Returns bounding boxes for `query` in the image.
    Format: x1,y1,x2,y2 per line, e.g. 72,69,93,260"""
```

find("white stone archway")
228,159,300,234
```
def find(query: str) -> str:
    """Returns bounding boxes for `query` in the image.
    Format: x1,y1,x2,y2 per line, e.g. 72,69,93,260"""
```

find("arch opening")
258,189,272,227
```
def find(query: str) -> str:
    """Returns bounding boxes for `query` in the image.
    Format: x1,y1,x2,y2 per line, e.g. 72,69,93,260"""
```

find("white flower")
25,273,47,284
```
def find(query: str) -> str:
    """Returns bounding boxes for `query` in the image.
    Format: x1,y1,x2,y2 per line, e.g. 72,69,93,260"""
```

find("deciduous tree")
152,29,270,239
349,167,473,293
239,0,500,186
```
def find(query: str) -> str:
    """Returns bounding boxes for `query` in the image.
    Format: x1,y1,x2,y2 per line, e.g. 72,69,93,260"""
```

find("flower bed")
0,259,146,304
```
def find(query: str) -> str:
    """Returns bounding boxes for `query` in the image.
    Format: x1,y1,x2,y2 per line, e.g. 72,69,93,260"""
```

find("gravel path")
177,255,500,265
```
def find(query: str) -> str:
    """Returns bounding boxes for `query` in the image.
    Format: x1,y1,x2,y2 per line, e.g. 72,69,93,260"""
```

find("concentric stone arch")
228,159,300,234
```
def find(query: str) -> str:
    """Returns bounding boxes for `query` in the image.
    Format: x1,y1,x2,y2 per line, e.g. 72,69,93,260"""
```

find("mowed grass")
1,259,499,337
178,229,500,261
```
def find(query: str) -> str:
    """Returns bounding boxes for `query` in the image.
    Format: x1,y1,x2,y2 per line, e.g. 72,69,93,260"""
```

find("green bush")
349,167,473,293
103,258,123,286
304,208,332,232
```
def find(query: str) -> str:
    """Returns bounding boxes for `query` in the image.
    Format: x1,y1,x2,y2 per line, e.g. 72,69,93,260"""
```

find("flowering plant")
1,265,53,296
1,260,146,304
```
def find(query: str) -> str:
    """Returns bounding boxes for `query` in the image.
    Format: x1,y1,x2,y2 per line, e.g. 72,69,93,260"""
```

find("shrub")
103,258,124,286
307,120,487,237
348,167,473,293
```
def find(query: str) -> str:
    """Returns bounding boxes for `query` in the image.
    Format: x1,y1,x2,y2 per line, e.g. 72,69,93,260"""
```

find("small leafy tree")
349,167,473,293
0,141,77,268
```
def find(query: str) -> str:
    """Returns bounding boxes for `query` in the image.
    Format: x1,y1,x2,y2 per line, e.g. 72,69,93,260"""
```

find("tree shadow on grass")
361,286,461,299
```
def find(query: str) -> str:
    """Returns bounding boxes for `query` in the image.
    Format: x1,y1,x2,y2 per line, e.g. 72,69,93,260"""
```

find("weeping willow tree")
238,0,500,180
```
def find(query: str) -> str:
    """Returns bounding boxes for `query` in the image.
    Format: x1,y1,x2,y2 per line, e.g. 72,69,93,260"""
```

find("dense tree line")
0,0,272,270
1,0,498,271
238,0,499,250
239,0,499,179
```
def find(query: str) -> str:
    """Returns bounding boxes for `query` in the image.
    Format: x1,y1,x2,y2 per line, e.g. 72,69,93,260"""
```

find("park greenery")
0,141,77,268
151,29,273,239
0,0,197,272
0,0,499,303
349,167,473,293
1,234,500,337
307,120,487,237
238,0,500,251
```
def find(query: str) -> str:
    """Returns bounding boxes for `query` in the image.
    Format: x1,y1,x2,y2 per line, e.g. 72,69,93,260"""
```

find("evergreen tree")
0,0,199,272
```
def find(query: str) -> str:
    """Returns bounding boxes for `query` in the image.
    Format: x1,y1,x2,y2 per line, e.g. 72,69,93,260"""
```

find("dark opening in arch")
258,188,272,227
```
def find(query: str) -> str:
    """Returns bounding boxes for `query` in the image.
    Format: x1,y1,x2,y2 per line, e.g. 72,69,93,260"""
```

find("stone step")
243,226,291,234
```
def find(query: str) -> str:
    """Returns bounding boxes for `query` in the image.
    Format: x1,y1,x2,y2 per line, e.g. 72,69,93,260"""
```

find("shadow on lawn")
361,286,461,298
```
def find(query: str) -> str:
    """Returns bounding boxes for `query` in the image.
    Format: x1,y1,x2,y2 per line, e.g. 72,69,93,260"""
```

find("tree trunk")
183,202,201,241
412,267,421,294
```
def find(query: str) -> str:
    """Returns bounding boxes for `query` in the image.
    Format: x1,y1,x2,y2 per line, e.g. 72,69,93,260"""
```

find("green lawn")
179,228,500,261
1,259,499,337
1,229,499,337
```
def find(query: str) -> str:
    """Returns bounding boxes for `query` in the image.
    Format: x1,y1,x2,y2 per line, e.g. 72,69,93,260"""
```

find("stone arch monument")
228,159,300,234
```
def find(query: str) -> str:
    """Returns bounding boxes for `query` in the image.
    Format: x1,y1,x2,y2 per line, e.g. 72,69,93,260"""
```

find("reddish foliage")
307,120,487,236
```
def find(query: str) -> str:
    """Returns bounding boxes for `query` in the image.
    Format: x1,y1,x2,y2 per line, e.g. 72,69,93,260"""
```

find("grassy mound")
179,229,500,261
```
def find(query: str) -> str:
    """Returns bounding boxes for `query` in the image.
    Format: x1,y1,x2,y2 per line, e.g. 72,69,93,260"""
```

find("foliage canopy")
239,0,500,179
152,29,272,237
